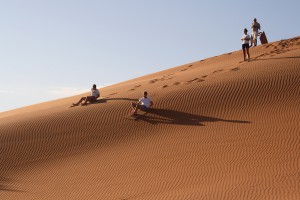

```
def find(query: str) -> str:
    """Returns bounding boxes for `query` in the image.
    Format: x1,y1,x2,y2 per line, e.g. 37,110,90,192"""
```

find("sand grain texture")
1,37,300,199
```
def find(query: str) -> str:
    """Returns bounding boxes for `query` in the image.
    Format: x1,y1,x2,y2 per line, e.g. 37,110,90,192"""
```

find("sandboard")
69,98,107,108
125,110,148,120
260,31,268,44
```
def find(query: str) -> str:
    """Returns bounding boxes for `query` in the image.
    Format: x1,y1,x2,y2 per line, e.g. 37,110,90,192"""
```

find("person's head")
254,18,257,22
92,84,97,89
244,28,248,34
143,91,148,97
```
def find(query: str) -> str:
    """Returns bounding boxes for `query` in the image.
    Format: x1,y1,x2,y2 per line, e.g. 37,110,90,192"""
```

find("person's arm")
137,99,141,105
150,101,154,107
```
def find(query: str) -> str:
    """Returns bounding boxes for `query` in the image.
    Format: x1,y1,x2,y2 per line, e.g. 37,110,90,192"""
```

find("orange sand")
1,37,300,199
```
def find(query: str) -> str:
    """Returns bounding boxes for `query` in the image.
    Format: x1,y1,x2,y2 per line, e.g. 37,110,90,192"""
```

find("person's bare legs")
253,35,257,46
243,49,246,61
131,102,138,114
246,48,250,61
81,96,96,106
73,97,87,106
131,102,144,115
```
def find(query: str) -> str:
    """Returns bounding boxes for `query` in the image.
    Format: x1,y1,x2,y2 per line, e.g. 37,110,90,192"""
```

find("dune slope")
1,37,300,199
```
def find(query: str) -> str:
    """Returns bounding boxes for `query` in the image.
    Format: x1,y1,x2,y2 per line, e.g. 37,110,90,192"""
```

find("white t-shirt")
241,34,250,44
139,97,152,108
91,89,100,98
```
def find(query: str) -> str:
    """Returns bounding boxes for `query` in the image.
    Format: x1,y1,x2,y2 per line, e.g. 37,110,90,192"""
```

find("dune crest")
1,36,300,199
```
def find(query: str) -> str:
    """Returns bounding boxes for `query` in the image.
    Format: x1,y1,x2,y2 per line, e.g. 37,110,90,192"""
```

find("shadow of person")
137,108,251,126
252,56,300,62
0,176,24,192
105,98,138,102
88,98,139,105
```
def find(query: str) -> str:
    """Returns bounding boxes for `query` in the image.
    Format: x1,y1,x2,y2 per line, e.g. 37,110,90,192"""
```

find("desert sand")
1,37,300,199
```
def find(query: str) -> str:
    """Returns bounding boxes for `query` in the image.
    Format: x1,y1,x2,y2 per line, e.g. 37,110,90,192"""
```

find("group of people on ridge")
72,84,153,116
72,18,262,112
241,18,261,61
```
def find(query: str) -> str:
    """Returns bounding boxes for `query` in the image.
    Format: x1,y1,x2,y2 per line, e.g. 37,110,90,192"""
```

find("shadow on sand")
80,98,138,105
135,108,251,126
252,56,300,62
0,176,24,192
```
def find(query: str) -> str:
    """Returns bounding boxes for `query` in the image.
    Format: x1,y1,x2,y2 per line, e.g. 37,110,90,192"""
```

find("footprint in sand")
150,77,171,84
180,65,193,72
149,79,158,84
109,92,118,96
185,78,204,84
231,67,240,71
265,44,274,48
213,69,224,73
127,85,142,92
163,77,203,88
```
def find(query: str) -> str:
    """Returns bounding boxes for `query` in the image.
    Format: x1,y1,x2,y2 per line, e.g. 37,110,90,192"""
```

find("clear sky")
1,0,300,112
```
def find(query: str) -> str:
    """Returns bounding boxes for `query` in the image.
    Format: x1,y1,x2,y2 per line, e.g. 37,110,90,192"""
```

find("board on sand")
69,98,107,108
260,31,268,44
125,110,148,120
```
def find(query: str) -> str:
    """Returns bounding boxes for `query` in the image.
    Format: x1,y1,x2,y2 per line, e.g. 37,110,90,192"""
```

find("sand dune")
1,36,300,199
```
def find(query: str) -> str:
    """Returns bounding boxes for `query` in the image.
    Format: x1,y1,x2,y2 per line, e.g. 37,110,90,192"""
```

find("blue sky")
1,0,300,112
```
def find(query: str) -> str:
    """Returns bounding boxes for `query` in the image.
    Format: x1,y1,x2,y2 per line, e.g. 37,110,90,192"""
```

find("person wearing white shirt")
72,84,100,106
131,91,153,115
241,28,251,62
250,18,261,47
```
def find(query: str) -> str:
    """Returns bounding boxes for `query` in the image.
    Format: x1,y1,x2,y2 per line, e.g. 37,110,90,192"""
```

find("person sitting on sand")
241,28,251,62
131,91,153,115
72,84,100,106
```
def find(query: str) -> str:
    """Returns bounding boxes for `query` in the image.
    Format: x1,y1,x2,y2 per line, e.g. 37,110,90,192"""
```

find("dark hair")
244,28,248,33
144,91,148,95
93,84,96,88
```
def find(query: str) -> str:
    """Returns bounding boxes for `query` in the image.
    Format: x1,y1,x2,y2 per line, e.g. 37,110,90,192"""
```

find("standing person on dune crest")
250,18,261,47
241,28,251,62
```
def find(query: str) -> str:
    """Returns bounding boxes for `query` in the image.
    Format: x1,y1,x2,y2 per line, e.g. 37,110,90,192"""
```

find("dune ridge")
1,36,300,199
